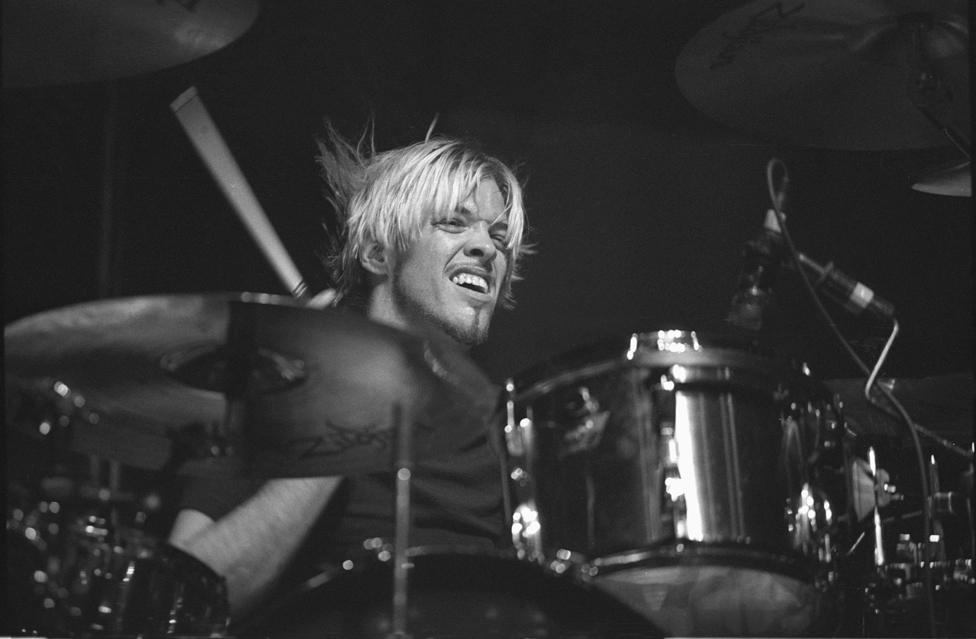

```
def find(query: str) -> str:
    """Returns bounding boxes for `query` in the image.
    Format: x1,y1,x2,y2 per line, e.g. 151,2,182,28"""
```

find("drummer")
168,126,531,616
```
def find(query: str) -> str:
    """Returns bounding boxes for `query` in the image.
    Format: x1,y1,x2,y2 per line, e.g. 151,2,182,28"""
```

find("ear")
360,241,391,276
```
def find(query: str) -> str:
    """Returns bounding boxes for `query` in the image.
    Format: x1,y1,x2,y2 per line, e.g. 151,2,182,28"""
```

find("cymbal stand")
391,403,413,639
902,16,971,160
90,79,124,540
868,447,886,570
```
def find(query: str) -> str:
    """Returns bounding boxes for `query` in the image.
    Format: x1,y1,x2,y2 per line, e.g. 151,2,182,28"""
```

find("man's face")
385,179,510,346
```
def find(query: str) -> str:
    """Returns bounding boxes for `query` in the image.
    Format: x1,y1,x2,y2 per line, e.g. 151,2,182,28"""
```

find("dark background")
4,0,972,385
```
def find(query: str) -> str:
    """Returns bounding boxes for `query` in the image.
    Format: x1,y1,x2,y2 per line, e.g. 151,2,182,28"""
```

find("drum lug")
786,482,834,561
659,424,689,540
547,548,594,581
503,378,525,458
511,500,544,562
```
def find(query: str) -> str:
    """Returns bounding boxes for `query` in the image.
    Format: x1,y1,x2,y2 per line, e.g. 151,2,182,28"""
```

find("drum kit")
3,1,973,638
6,301,974,638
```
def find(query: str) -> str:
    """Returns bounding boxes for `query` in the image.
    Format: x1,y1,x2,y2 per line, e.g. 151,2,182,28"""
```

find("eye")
491,233,509,249
436,216,466,230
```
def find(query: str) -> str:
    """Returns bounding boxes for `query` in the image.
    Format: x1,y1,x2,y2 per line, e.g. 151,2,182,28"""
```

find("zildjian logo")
710,2,806,70
269,421,395,461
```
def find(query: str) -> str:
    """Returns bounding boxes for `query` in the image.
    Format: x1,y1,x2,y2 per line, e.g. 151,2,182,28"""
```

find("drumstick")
170,86,308,298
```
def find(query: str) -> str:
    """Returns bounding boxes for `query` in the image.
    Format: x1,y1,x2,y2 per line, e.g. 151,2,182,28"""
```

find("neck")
365,284,471,353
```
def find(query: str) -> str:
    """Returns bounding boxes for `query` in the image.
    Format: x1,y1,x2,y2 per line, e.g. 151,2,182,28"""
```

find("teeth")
451,272,489,293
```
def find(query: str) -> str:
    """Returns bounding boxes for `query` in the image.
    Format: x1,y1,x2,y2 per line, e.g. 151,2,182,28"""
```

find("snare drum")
504,330,841,636
236,545,661,638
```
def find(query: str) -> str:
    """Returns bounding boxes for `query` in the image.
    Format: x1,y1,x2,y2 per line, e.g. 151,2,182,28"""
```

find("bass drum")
505,330,843,637
236,545,662,639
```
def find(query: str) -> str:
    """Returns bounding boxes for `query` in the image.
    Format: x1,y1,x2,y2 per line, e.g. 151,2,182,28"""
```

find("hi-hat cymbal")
5,294,498,476
675,0,970,150
912,160,971,196
1,0,260,88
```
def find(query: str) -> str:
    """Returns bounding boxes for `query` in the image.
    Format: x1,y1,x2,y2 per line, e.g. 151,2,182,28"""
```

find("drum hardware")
839,439,975,637
902,10,973,198
391,403,413,638
504,330,845,637
6,478,230,637
785,482,836,565
504,380,544,562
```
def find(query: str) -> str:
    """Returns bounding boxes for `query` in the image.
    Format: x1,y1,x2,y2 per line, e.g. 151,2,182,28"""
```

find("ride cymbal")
675,0,970,150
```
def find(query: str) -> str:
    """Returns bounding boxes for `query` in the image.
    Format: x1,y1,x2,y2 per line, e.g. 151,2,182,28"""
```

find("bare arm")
169,476,342,615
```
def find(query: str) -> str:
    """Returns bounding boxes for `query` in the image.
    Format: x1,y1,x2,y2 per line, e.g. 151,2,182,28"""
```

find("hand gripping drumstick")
170,86,311,299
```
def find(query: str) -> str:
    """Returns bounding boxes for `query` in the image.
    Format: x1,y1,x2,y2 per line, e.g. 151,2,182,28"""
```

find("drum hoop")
514,348,801,404
592,543,821,583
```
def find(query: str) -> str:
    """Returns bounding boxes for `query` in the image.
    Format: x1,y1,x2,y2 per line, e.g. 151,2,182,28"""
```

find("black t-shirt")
178,425,511,588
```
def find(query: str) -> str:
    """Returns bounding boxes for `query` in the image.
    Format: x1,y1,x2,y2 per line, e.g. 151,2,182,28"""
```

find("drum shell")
507,336,827,560
504,332,841,636
509,340,816,557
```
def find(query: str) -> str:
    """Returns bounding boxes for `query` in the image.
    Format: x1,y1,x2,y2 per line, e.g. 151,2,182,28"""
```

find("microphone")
794,252,896,320
760,212,897,321
727,209,786,332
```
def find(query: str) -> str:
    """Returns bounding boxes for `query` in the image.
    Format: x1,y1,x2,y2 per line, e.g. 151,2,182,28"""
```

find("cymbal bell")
1,0,259,88
675,0,971,150
5,294,498,476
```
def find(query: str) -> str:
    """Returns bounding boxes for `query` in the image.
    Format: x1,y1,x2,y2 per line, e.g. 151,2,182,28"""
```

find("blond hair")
316,125,530,308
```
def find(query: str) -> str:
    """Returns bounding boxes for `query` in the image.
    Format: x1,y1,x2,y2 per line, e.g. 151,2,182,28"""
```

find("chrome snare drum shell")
505,330,840,636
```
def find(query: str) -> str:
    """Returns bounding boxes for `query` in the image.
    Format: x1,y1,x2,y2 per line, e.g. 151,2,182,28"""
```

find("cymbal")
911,160,971,197
6,294,234,469
5,294,498,476
1,0,259,88
824,374,973,445
675,0,970,150
199,297,500,478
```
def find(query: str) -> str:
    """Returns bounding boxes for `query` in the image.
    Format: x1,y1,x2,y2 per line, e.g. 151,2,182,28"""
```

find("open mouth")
450,272,490,295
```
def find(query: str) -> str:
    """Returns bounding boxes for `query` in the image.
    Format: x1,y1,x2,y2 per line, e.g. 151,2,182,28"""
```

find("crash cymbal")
912,159,971,196
824,374,973,446
675,0,970,150
5,294,498,476
195,297,499,478
1,0,259,88
6,294,235,469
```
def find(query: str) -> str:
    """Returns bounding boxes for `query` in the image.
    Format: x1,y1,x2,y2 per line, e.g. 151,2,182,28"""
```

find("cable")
764,158,937,636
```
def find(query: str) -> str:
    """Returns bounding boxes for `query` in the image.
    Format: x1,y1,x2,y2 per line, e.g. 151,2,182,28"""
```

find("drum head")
237,547,662,639
593,546,837,637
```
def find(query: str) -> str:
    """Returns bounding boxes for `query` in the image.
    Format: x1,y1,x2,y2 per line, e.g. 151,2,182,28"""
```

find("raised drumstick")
170,86,308,299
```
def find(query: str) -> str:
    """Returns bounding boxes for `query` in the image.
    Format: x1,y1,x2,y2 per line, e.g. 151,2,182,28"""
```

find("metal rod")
868,446,885,567
391,403,412,638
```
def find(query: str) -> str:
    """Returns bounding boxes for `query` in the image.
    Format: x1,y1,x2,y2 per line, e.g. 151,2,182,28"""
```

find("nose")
464,222,498,262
